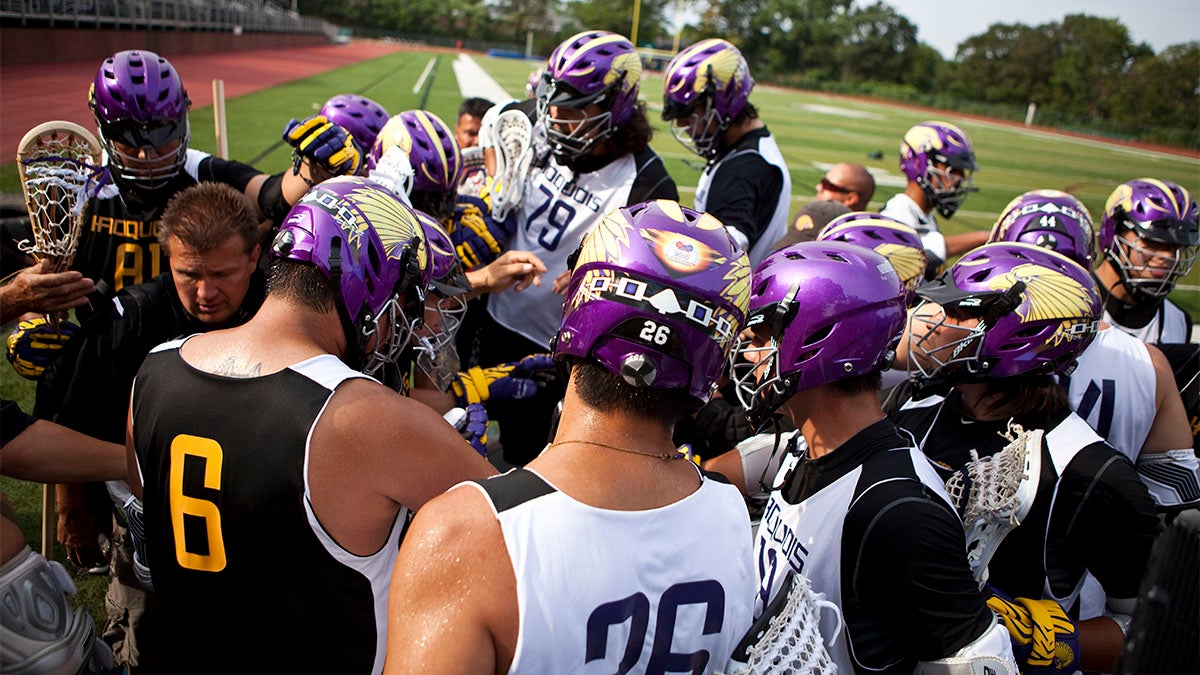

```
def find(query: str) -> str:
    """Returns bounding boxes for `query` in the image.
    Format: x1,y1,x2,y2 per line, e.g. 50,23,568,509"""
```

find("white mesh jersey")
1063,327,1157,461
468,467,756,674
487,154,638,348
879,192,946,263
694,132,792,268
754,439,960,673
1103,298,1192,344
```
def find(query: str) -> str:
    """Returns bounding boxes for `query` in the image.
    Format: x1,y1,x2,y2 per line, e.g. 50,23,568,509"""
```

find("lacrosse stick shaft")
213,79,229,160
41,483,54,558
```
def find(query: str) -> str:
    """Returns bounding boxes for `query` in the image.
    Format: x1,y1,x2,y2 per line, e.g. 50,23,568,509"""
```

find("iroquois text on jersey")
761,499,809,574
90,214,160,240
541,165,603,212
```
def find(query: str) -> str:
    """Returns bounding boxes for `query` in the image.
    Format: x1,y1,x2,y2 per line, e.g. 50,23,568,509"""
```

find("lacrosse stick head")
990,189,1099,268
943,423,1044,585
16,121,107,272
817,212,928,305
725,571,842,675
320,94,390,156
89,50,190,191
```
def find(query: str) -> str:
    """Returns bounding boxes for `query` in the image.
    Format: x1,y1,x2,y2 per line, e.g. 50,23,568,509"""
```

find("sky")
881,0,1200,59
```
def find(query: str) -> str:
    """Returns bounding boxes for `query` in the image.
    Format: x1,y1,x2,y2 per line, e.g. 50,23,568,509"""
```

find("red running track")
0,41,406,162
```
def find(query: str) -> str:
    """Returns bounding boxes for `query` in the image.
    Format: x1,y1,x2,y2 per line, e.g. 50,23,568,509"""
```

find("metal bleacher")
0,0,335,38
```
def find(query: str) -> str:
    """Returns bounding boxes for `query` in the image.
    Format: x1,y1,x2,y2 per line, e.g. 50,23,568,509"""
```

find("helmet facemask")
411,290,468,391
1109,233,1197,300
100,117,190,192
537,78,623,162
1106,211,1199,300
905,299,989,386
921,156,975,219
730,309,799,430
668,91,727,161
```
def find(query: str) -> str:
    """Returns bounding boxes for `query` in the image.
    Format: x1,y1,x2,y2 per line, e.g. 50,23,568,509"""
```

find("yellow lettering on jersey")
88,215,160,240
113,241,160,292
169,434,228,573
91,215,115,234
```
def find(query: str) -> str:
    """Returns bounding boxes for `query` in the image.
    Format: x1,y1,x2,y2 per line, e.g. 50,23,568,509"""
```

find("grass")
1,45,1198,631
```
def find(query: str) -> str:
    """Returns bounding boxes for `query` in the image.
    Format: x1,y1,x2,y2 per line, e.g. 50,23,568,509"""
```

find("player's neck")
723,117,763,147
787,387,884,459
904,182,930,212
549,394,675,458
1094,260,1132,304
184,299,348,375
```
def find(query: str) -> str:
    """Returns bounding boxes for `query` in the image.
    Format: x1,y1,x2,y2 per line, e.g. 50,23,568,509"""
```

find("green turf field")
1,46,1197,632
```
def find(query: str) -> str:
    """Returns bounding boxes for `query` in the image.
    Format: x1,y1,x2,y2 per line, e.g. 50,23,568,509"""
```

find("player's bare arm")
385,485,517,674
307,379,497,556
1141,343,1194,454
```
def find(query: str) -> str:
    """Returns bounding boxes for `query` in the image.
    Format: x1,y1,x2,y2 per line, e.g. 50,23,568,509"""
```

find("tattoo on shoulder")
211,357,262,378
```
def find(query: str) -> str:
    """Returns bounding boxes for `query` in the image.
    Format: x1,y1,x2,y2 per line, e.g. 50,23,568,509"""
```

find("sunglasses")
817,176,854,195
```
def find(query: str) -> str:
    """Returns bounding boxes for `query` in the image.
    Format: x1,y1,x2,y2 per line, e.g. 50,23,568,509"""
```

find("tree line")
295,0,1199,149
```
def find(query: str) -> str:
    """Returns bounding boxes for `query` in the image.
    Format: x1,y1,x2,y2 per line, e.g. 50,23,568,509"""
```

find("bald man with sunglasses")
814,162,875,211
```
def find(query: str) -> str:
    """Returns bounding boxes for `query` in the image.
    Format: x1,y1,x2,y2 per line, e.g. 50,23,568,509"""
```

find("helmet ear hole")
802,324,833,347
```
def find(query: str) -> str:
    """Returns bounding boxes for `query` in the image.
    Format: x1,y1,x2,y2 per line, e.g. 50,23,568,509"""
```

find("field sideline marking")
412,58,436,95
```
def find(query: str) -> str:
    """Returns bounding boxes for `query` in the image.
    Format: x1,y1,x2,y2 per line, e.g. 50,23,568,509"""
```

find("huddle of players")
4,30,1197,675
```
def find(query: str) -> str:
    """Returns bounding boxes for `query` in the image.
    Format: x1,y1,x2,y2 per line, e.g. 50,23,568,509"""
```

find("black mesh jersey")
74,149,259,299
889,390,1162,609
132,345,400,674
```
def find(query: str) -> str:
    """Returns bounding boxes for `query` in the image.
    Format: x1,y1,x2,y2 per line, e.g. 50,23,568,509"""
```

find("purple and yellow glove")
444,403,489,457
450,197,507,271
449,353,557,407
283,115,363,178
6,317,78,379
985,585,1080,675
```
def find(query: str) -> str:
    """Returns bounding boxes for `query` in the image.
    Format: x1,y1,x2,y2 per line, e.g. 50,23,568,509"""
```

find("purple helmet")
899,121,978,218
554,199,750,404
730,241,906,429
320,94,390,155
538,30,643,161
908,242,1101,386
368,110,462,217
817,212,927,304
271,176,430,377
411,210,471,390
662,38,754,159
89,49,191,190
989,189,1098,268
1101,178,1199,299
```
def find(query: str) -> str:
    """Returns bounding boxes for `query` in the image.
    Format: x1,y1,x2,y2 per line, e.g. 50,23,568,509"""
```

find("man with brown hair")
36,181,267,673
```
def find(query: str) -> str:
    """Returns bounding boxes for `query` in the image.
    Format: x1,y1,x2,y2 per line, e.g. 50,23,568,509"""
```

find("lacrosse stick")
943,422,1043,588
489,110,533,222
722,571,842,675
457,146,488,198
17,121,105,275
16,121,105,559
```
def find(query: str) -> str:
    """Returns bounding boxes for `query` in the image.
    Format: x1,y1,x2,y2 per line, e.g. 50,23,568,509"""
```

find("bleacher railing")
0,0,336,38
